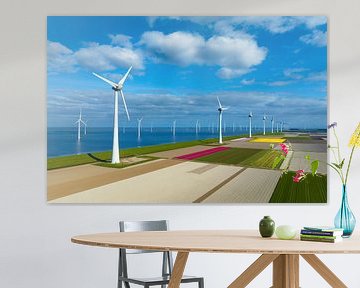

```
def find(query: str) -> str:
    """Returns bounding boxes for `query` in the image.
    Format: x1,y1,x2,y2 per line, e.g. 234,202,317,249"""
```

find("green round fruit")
275,225,297,240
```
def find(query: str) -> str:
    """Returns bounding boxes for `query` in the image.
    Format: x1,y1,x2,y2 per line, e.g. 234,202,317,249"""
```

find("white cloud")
284,68,307,80
298,16,327,29
75,43,144,71
47,39,145,74
217,68,250,79
140,31,204,66
268,80,293,87
109,34,133,48
140,31,267,79
153,16,327,35
300,30,327,47
240,78,255,85
47,41,77,73
306,71,327,81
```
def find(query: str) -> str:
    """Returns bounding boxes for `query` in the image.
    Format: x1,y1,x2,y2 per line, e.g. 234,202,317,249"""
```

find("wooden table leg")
301,254,347,288
272,254,299,288
228,254,279,288
168,252,189,288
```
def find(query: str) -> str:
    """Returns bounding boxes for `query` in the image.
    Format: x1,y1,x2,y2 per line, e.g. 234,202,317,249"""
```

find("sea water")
47,127,252,158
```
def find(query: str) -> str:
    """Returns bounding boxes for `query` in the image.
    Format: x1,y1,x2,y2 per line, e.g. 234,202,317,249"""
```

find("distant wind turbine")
276,122,279,133
75,108,86,141
93,66,132,164
172,120,176,137
217,97,229,144
263,114,267,135
271,116,274,134
137,117,143,139
248,111,253,138
280,121,284,133
83,121,87,135
196,120,199,135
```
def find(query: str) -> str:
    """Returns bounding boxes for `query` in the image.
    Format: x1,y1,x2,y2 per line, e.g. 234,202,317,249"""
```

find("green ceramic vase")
259,216,275,238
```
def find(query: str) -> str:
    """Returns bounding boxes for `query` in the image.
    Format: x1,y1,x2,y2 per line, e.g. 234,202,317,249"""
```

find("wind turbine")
280,121,284,133
217,97,228,144
271,116,274,134
137,117,143,139
93,66,132,164
172,120,176,137
248,111,253,138
196,120,199,135
276,122,280,133
83,120,87,135
263,114,267,135
75,108,86,141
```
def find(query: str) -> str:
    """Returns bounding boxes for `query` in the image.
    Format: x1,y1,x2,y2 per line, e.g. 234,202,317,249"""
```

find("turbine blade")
217,96,222,108
93,72,117,88
120,90,130,121
118,66,132,86
223,107,229,110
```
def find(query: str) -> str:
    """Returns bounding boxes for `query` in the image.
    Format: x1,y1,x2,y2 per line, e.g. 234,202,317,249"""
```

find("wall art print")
47,16,327,203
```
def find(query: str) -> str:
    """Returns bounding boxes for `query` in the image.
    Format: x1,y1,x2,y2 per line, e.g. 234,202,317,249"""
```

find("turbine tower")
172,120,176,137
137,117,143,139
280,121,284,133
271,116,274,134
248,111,253,138
263,114,267,135
276,122,279,133
93,66,132,164
217,97,228,144
83,121,87,135
196,120,199,135
75,108,86,141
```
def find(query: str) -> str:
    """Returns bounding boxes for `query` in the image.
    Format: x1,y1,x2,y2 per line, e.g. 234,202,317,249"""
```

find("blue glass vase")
334,185,356,237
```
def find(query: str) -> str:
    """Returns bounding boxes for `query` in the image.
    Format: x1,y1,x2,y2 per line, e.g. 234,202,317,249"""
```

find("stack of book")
300,226,344,243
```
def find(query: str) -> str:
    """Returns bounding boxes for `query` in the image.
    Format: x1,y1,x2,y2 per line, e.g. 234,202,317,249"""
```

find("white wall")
1,0,360,287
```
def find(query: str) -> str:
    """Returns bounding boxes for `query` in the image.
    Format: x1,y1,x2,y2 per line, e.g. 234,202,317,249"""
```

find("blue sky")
47,16,327,129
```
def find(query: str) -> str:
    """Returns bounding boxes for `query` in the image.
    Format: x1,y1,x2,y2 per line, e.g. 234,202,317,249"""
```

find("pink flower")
293,169,306,183
280,143,289,155
296,169,305,176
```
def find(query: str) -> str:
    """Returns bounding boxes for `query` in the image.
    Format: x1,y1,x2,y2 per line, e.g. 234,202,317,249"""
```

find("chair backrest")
119,220,168,254
118,220,173,282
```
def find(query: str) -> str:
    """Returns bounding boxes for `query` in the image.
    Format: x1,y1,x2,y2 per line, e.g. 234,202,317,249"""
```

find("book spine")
301,230,336,236
300,237,337,243
300,234,337,240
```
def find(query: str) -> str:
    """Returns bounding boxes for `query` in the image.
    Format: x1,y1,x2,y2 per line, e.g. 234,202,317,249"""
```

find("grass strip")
47,134,252,170
240,150,284,169
270,172,327,203
195,148,262,165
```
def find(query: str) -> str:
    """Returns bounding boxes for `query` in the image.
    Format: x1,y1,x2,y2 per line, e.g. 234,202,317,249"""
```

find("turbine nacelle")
93,66,132,121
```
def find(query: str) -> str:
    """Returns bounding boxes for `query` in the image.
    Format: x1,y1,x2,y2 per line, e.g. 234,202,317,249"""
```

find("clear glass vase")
334,185,356,237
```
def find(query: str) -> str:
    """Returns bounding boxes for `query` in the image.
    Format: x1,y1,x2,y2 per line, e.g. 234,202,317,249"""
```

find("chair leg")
199,278,204,288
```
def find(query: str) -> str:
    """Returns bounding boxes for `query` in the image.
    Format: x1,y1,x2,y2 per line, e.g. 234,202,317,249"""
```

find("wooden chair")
118,220,204,288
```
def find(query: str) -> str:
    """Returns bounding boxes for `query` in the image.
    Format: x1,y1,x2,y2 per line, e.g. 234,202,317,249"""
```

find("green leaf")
311,160,319,176
272,156,283,169
332,162,342,169
339,158,345,169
